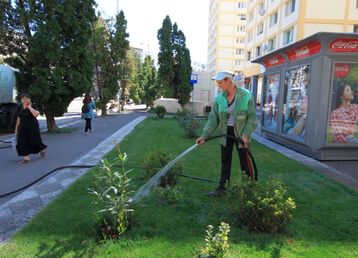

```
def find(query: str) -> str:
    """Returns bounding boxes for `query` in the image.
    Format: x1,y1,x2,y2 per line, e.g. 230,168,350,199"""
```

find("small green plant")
90,150,134,240
228,177,296,233
183,117,201,138
143,150,183,187
153,105,166,119
155,186,183,205
176,109,201,138
196,222,231,258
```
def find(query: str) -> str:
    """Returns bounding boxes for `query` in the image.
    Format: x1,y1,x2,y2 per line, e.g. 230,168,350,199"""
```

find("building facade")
207,0,248,101
244,0,358,104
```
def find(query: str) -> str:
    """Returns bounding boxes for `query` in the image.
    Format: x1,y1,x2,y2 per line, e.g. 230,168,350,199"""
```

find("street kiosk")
253,32,358,160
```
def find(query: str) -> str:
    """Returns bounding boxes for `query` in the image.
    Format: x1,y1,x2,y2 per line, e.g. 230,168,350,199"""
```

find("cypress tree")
157,16,175,97
0,0,97,130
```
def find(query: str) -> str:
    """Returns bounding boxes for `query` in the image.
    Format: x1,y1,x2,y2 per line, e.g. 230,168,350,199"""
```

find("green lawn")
1,118,358,258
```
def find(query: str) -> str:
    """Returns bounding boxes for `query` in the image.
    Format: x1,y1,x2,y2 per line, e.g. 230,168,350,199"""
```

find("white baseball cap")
211,71,234,81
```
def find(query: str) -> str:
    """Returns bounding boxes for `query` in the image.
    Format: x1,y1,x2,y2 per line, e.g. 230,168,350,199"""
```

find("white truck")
0,65,18,132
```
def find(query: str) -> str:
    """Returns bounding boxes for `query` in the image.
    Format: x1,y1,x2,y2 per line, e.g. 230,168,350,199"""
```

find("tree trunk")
101,106,107,116
45,111,57,132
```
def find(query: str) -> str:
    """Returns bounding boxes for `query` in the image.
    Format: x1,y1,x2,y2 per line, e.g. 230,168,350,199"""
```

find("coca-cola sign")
330,38,358,53
334,63,351,78
285,40,322,61
263,54,285,68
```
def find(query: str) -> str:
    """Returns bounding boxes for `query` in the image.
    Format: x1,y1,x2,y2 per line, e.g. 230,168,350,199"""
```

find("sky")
96,0,209,65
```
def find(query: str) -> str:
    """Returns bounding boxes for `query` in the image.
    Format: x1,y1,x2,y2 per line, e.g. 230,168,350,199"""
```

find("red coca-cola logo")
263,54,285,68
334,64,351,78
285,40,321,61
330,38,358,52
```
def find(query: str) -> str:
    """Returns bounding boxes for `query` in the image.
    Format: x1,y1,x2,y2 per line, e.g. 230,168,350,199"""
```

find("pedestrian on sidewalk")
81,93,96,134
15,94,47,164
196,71,257,196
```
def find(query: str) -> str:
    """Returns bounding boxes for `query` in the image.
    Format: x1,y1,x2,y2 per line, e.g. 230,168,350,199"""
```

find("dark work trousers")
219,126,250,190
85,118,92,132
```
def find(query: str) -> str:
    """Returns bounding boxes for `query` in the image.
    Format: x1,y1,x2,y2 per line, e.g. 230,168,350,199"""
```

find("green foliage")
157,16,175,97
143,150,183,187
153,105,167,119
130,55,160,107
154,186,183,205
228,177,296,233
157,16,193,105
90,150,134,240
92,11,130,115
196,222,231,258
0,0,97,130
176,109,201,138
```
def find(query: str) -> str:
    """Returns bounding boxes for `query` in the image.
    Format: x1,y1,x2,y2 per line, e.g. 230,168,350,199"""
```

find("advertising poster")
262,73,280,131
327,63,358,144
281,64,310,141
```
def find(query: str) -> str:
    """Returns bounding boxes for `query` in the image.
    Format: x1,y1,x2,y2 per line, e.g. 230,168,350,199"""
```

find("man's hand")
196,137,206,145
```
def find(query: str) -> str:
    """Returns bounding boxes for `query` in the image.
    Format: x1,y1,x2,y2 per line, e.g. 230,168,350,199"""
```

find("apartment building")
244,0,358,104
207,0,248,100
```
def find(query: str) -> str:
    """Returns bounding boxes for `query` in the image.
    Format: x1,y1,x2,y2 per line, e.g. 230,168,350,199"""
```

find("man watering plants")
196,71,258,196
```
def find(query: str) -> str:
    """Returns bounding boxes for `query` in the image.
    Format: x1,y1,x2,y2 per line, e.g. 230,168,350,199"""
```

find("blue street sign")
190,73,198,85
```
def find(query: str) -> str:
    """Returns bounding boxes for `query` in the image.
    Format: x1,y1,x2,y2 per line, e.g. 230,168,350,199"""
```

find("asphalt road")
0,112,145,206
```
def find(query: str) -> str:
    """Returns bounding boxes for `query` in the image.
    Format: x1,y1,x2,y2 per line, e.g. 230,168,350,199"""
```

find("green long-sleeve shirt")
201,87,258,146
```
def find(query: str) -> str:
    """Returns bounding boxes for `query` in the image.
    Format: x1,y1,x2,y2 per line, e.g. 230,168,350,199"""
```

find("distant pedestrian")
15,94,47,164
81,93,96,134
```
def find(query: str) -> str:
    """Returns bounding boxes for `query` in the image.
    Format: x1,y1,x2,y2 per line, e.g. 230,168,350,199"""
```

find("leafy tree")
141,56,159,107
92,11,129,116
157,16,192,106
126,48,142,105
0,0,96,130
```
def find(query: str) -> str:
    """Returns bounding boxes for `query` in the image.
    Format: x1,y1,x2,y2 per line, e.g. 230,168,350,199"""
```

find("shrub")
196,222,231,258
176,108,191,125
176,109,201,138
228,177,296,233
153,105,166,119
155,186,183,205
90,151,134,240
183,117,201,138
143,150,183,187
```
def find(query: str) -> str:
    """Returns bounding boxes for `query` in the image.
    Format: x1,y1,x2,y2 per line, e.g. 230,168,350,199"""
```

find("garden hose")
205,134,258,181
0,134,257,199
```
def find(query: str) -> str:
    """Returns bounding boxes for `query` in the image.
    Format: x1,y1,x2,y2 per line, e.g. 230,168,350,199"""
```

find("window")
268,37,276,51
283,27,294,45
269,11,278,27
238,1,246,8
354,25,358,33
263,73,280,131
238,14,246,20
282,65,311,141
257,22,264,35
236,48,243,55
256,45,262,57
247,51,251,61
237,25,246,32
235,60,241,66
327,63,358,144
285,0,296,16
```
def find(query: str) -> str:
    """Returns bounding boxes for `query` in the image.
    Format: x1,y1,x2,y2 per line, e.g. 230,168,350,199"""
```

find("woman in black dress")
15,94,47,163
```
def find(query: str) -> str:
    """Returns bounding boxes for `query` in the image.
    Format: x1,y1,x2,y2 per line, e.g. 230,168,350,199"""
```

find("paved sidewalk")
252,133,358,191
0,115,146,243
